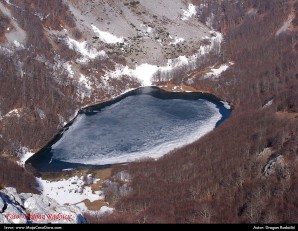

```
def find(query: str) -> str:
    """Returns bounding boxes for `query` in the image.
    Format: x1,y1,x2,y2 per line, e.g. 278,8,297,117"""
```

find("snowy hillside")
0,0,228,158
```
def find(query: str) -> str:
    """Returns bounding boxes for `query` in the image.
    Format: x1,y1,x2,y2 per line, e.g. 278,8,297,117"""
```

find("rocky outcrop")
0,187,86,224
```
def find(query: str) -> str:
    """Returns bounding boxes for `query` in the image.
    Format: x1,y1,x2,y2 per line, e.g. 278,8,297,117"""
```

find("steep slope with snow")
0,1,228,222
0,0,226,158
1,0,297,225
95,0,298,223
67,0,210,66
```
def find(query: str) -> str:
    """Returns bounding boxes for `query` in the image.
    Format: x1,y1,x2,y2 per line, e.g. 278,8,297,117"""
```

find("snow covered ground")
63,63,74,78
36,176,103,206
0,108,22,119
204,62,234,79
65,37,106,62
262,99,273,108
35,175,115,215
169,36,185,45
181,4,197,21
91,25,124,44
76,203,114,215
104,31,223,86
17,147,35,166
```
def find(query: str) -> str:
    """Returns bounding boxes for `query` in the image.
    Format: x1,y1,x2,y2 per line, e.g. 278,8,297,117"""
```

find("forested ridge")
88,0,298,223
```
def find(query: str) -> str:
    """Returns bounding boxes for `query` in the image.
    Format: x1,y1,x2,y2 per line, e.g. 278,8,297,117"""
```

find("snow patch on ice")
221,101,231,110
37,176,103,206
181,4,197,21
62,101,222,166
91,25,124,44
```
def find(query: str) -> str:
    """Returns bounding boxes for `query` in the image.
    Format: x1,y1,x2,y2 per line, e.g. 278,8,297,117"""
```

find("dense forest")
0,156,37,193
87,0,298,223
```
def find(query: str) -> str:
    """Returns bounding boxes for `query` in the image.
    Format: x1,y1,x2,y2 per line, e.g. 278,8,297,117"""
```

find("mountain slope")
0,0,218,158
0,0,297,224
93,0,298,223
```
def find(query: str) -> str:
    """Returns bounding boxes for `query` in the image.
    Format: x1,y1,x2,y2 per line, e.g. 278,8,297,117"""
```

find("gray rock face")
0,187,86,224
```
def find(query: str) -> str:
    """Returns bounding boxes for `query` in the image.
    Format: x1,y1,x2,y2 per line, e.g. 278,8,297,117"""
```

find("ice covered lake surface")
27,87,231,172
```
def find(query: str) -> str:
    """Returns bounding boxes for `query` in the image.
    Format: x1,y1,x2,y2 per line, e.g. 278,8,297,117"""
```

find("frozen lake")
26,87,231,172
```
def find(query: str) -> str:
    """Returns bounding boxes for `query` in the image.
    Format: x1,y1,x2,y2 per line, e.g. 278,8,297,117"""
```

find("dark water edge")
26,86,232,173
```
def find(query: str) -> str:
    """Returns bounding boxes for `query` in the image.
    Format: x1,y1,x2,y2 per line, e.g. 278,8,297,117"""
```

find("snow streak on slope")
13,41,25,49
63,63,74,78
17,147,35,166
79,74,92,90
204,62,234,79
91,25,124,44
169,36,185,45
0,108,22,120
181,4,197,21
66,37,106,61
104,31,223,85
276,12,295,36
76,203,114,215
